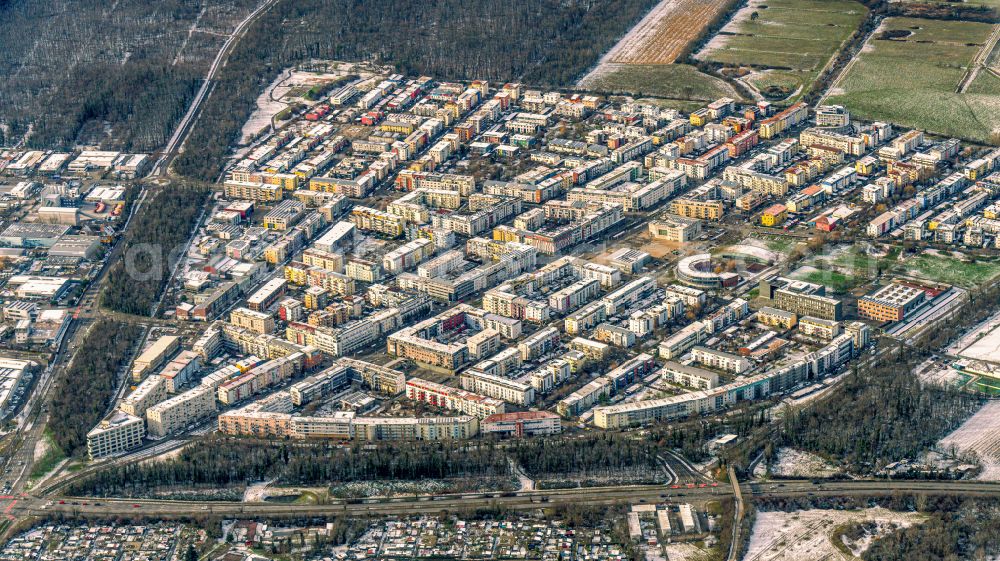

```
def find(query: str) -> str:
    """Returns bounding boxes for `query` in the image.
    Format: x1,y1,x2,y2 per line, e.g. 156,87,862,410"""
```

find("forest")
0,0,258,151
778,353,983,474
173,0,658,180
65,400,777,497
100,182,211,316
67,437,511,497
863,497,1000,560
49,320,143,456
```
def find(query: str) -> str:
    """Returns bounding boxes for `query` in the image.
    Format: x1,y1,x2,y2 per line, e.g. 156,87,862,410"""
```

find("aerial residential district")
0,1,999,557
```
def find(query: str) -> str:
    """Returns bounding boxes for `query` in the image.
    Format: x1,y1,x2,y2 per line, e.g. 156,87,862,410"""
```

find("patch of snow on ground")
753,447,841,479
32,437,50,462
938,400,1000,480
745,508,923,561
663,542,712,561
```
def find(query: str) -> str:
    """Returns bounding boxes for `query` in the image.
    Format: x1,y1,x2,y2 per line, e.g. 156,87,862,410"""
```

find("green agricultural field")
584,63,740,101
894,252,1000,288
826,17,1000,144
700,0,867,99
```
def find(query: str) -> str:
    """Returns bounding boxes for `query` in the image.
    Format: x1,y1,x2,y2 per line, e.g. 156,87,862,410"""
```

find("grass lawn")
29,430,66,480
792,268,859,292
967,69,1000,96
971,379,1000,396
826,17,1000,144
894,252,1000,288
701,0,867,99
764,237,799,255
584,63,740,101
800,245,885,280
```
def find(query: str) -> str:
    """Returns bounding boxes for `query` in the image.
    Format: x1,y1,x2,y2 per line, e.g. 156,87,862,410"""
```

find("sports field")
698,0,867,99
826,17,1000,144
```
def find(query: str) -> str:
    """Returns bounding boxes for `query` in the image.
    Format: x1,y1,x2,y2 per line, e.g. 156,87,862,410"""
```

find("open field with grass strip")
896,0,1000,9
894,251,1000,288
582,63,740,100
968,65,1000,94
698,0,867,99
826,17,1000,144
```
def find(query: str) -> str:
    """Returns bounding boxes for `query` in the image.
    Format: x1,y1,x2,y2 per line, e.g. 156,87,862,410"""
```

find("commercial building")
758,277,842,321
858,281,927,322
648,216,701,242
815,105,850,128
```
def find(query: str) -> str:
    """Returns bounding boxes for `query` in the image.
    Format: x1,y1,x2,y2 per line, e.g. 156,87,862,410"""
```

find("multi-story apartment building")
230,307,275,335
662,361,719,390
459,370,536,406
145,386,217,438
799,316,843,340
350,206,406,238
405,377,505,419
757,306,797,329
119,375,167,418
670,198,724,220
86,412,145,460
518,326,560,360
691,346,751,374
482,411,562,437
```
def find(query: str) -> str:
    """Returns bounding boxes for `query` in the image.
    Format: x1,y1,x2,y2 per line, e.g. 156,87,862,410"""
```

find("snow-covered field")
938,400,1000,480
745,508,923,561
663,542,712,561
239,69,345,144
753,447,841,479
